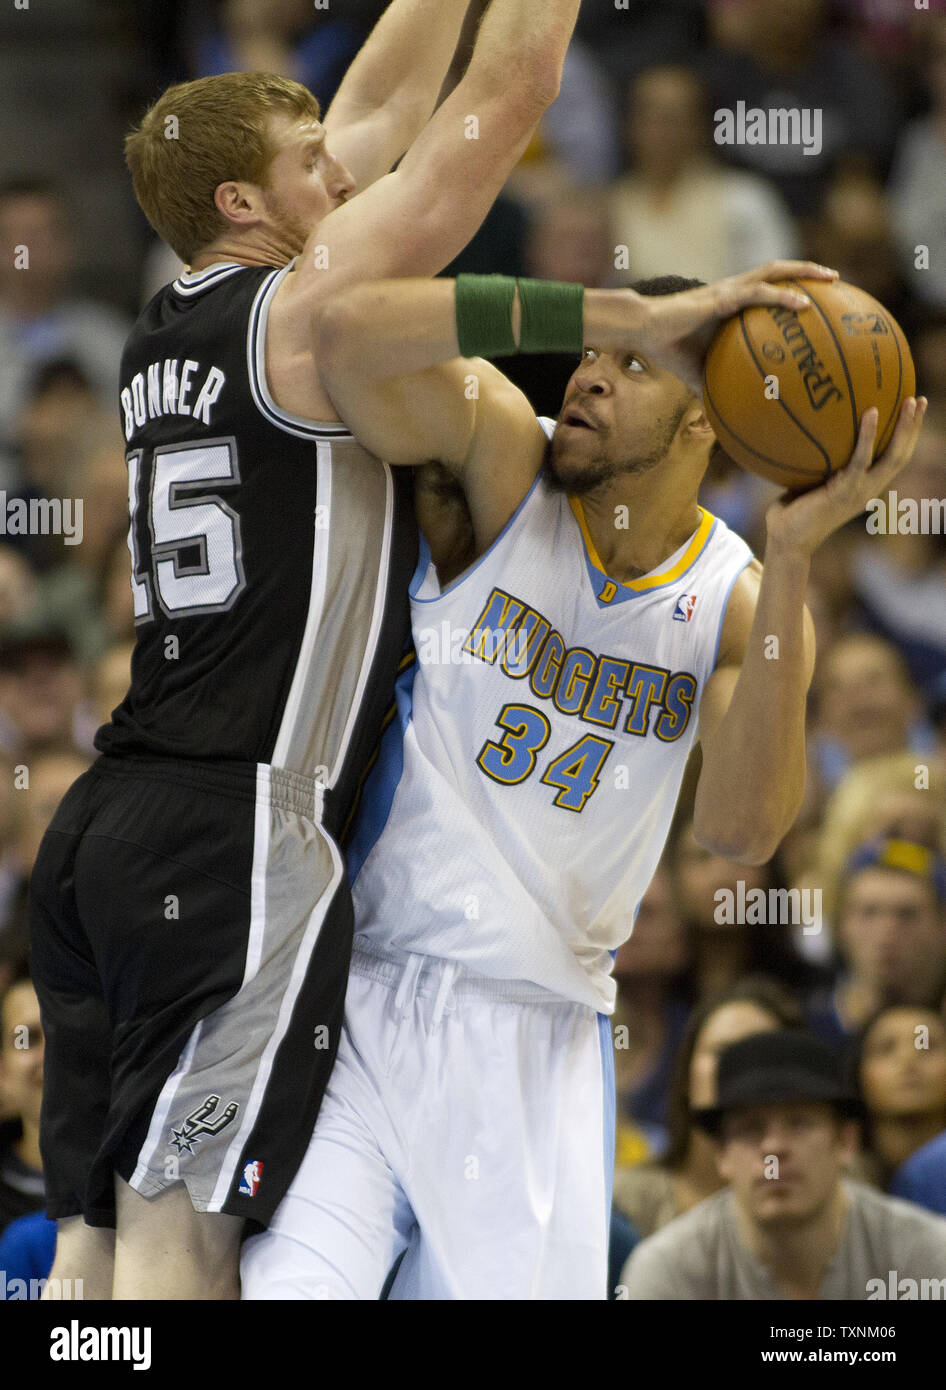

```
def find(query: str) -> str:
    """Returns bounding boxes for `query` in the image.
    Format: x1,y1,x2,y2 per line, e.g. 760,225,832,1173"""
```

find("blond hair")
125,72,320,263
814,752,946,919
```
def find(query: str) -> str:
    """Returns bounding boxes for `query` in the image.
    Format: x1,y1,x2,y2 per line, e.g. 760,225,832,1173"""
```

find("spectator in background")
913,310,946,408
0,752,23,994
810,633,930,796
672,817,817,1000
30,417,131,669
611,861,692,1157
14,360,100,500
621,1030,946,1300
888,15,946,312
0,1208,57,1292
536,39,622,186
0,182,131,459
613,977,803,1239
96,530,138,648
806,170,910,328
610,65,797,285
847,415,946,698
574,0,704,95
0,548,38,631
853,1004,946,1198
492,192,616,417
0,745,90,1030
0,967,45,1234
8,747,93,884
807,839,946,1047
0,623,90,760
193,0,361,103
797,751,946,936
91,641,134,731
698,0,900,218
0,745,92,1013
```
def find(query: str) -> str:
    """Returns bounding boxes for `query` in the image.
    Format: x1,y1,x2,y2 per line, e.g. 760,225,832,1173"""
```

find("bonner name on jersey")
121,358,227,441
463,585,697,742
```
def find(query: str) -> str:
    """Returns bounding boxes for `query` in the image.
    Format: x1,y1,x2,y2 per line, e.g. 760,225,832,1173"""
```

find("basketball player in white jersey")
241,265,926,1299
35,0,585,1302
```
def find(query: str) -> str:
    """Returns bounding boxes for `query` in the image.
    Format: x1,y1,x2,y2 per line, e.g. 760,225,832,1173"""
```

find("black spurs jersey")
98,259,417,838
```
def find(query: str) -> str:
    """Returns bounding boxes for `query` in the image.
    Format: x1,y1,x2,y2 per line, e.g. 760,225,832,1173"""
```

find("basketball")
702,279,916,491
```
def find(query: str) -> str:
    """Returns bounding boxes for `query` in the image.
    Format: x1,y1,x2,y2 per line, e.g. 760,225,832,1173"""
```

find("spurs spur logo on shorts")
169,1094,239,1154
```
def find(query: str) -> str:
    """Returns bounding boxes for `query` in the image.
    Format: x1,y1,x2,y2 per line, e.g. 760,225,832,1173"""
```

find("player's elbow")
468,62,561,128
691,815,781,868
516,56,563,113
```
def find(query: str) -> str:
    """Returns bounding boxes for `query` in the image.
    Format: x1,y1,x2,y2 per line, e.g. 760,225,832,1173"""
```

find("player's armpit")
322,356,477,468
414,462,477,585
321,351,546,553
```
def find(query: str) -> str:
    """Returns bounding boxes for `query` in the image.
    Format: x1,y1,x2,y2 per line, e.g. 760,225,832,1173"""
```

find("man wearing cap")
620,1031,946,1300
807,838,946,1047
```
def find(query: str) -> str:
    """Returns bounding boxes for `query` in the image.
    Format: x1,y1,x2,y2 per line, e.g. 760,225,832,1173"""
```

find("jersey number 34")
476,703,613,813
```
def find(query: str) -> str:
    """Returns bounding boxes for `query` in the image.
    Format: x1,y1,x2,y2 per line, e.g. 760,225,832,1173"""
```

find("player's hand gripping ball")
702,279,916,492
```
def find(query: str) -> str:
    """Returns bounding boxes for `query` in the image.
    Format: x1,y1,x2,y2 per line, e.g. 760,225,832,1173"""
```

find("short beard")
545,403,688,496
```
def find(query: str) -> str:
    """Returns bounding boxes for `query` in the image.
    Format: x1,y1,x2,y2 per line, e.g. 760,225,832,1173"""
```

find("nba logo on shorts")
673,594,698,623
239,1159,263,1196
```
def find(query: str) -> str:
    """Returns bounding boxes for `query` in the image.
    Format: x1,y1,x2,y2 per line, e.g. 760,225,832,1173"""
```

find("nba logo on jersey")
673,594,698,623
239,1159,263,1196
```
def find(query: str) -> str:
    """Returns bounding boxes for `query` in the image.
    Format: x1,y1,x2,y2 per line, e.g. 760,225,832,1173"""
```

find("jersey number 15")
125,437,246,621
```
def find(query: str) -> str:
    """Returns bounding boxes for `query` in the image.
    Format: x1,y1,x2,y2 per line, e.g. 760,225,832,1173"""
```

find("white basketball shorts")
241,942,616,1299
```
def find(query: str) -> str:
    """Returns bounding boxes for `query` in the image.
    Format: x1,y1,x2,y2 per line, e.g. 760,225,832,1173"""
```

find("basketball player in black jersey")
28,0,582,1299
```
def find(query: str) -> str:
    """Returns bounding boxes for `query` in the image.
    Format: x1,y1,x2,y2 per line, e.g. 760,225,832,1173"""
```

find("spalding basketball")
702,279,915,491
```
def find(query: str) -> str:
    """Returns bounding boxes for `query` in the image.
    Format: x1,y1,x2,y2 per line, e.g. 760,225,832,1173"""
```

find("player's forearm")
693,544,813,864
317,279,645,383
326,0,470,128
463,0,580,103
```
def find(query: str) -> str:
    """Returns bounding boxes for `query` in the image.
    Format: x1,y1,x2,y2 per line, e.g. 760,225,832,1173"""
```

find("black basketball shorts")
29,755,354,1229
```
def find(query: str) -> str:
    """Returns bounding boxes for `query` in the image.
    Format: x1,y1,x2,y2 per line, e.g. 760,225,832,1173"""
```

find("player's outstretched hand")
634,260,839,395
764,397,928,558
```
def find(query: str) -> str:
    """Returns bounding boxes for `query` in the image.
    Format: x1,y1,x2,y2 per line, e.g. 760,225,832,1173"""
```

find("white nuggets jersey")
348,419,754,1011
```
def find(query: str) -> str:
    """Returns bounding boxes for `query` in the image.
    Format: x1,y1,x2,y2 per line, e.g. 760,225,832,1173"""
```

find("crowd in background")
1,0,946,1299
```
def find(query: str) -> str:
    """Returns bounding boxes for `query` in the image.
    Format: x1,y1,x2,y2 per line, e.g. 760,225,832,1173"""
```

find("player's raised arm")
315,265,839,548
693,397,927,866
291,0,582,295
322,0,474,194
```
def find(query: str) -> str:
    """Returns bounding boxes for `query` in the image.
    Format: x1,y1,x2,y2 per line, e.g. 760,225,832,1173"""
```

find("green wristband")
516,277,585,354
455,274,518,359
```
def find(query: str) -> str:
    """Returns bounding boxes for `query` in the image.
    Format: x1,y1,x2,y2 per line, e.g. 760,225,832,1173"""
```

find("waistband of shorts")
349,941,583,1008
92,754,322,817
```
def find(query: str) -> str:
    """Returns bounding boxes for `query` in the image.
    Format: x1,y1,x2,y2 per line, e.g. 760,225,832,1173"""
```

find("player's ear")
681,402,715,447
213,180,260,228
